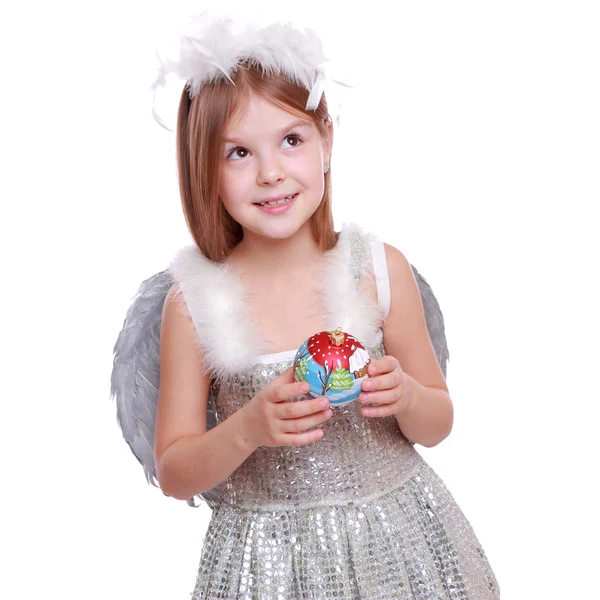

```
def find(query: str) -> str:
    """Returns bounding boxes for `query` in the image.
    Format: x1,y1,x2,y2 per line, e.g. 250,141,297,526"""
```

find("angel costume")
112,223,499,599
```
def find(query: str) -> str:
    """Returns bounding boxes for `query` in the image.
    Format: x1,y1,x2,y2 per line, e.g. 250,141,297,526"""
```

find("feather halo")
150,11,342,130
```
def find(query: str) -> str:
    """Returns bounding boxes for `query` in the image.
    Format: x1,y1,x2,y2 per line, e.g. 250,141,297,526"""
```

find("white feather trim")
167,223,384,379
168,246,261,381
320,222,383,348
151,12,332,129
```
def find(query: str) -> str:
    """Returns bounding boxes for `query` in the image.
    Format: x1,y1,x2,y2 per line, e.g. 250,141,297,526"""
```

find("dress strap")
369,241,390,321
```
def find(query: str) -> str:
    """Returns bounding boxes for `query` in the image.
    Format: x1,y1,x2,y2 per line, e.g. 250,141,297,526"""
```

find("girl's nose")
257,155,286,185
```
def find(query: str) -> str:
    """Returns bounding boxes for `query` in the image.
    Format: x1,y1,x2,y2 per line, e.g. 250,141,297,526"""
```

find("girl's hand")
359,356,413,418
239,367,333,449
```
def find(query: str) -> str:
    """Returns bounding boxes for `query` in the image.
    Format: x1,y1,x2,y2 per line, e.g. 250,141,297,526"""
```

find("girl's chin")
241,220,309,241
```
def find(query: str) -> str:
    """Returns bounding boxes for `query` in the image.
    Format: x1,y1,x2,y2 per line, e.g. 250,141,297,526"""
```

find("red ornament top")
307,328,366,371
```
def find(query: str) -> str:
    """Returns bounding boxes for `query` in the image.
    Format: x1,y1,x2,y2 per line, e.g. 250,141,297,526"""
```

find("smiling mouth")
256,193,298,207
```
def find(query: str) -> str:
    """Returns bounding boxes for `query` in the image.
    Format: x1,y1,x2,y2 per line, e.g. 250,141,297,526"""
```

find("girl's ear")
323,118,334,164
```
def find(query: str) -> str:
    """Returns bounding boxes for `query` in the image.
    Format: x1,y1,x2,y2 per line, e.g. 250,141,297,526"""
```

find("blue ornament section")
293,339,368,407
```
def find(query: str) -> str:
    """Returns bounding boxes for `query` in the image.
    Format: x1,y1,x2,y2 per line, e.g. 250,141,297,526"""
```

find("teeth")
259,194,295,207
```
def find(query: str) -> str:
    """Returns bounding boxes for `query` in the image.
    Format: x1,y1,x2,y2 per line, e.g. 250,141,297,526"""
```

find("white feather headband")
150,11,347,130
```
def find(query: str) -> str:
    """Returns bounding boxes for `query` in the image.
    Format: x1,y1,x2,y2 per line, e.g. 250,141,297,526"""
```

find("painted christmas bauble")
293,328,371,407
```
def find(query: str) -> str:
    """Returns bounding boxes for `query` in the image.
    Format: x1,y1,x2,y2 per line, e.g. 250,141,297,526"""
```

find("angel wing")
110,264,449,511
110,270,221,509
411,266,450,377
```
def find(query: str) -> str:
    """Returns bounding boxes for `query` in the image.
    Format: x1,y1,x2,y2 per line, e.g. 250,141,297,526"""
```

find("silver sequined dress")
168,224,500,599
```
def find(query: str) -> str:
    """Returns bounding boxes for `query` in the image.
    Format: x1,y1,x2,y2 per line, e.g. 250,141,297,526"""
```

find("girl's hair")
176,61,337,262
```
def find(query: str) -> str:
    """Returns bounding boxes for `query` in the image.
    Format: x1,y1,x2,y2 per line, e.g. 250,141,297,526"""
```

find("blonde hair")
176,61,337,262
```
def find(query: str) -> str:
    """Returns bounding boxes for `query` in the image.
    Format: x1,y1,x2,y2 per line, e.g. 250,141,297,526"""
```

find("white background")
2,1,598,598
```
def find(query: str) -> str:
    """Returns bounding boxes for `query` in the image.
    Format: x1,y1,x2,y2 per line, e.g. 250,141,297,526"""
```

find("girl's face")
218,92,332,242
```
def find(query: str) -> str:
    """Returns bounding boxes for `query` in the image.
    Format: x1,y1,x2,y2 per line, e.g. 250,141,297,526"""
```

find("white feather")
150,12,355,130
167,245,261,381
167,224,385,380
151,12,328,108
320,222,384,348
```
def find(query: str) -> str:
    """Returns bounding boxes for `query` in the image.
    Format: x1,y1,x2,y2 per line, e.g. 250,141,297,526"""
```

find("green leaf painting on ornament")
329,366,353,390
294,356,310,382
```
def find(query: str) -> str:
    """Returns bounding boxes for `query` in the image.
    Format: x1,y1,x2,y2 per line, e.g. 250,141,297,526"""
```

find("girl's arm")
381,244,454,448
154,285,255,501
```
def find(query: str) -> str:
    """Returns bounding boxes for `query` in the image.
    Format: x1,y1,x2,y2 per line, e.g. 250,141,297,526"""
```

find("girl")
115,12,500,599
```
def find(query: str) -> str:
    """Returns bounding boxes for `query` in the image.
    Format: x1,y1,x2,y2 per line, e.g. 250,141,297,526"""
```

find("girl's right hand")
238,366,333,449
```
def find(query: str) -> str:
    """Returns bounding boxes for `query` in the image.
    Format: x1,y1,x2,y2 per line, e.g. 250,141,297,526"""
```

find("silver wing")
411,265,449,377
110,270,221,509
110,265,448,510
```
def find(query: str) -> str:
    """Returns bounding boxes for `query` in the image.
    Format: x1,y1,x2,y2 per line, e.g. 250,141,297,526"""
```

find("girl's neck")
229,222,322,276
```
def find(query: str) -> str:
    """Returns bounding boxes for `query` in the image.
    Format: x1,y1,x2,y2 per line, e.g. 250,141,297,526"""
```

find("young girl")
115,13,499,599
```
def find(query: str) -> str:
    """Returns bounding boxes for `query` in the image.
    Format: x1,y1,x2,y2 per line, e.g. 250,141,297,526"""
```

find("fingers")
360,398,400,418
268,377,313,404
282,406,333,434
362,369,402,393
284,427,325,446
360,387,401,407
259,368,335,446
277,395,330,420
267,366,295,387
368,355,398,376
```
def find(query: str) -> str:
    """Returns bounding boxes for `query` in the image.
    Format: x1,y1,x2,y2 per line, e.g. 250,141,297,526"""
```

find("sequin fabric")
188,226,499,598
190,348,499,599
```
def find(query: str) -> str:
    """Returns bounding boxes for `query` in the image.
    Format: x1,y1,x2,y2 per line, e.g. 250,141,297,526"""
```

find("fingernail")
301,383,310,392
320,399,329,408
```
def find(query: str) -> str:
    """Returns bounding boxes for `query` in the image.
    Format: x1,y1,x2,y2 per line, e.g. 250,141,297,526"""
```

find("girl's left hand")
359,356,413,418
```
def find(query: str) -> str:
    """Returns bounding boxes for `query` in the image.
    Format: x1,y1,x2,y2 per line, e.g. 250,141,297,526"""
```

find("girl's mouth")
255,193,298,213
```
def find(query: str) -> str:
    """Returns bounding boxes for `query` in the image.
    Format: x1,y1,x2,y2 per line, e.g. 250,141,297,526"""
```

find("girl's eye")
227,147,249,160
226,131,304,160
283,133,303,148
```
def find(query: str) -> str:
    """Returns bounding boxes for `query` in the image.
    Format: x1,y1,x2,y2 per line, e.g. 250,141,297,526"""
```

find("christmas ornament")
293,328,371,406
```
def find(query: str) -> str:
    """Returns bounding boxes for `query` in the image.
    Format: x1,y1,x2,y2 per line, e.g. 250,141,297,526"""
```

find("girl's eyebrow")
223,119,312,145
